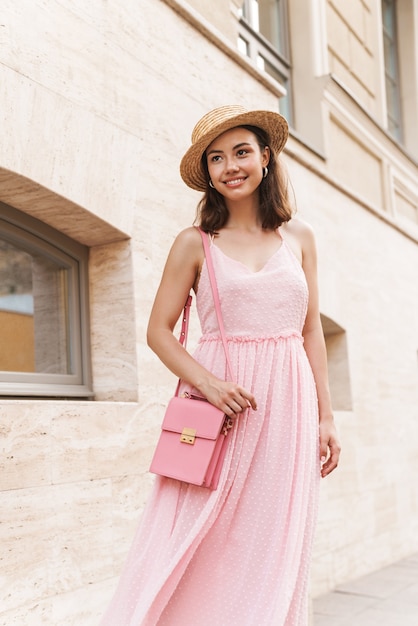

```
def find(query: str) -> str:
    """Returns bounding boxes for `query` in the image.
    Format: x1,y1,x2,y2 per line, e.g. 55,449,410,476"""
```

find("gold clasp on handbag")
180,427,196,445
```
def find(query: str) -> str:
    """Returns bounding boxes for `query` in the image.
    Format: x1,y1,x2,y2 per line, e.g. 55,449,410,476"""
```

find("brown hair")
195,125,293,233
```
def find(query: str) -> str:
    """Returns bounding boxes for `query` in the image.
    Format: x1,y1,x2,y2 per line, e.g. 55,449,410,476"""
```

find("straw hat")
180,104,288,191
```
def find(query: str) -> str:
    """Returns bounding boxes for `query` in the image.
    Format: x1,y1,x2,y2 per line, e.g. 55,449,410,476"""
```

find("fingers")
222,385,257,416
201,378,257,417
241,388,257,411
224,397,250,416
320,438,341,478
318,419,341,478
224,400,244,417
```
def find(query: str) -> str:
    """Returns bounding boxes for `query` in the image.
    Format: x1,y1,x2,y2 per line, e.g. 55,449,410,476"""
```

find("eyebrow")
207,142,252,156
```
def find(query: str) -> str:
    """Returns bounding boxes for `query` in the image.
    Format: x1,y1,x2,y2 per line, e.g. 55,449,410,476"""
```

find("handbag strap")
176,229,235,383
197,227,235,382
179,295,192,348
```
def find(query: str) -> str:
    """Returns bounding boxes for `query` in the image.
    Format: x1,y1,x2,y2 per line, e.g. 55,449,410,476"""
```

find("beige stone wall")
0,0,417,623
0,400,155,624
326,0,378,114
179,0,243,42
285,156,418,594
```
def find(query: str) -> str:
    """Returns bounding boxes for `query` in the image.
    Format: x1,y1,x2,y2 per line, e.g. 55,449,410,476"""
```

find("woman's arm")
147,227,256,416
287,220,341,477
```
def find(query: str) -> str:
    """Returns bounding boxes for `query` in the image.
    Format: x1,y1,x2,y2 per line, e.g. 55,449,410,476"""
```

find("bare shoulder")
281,218,316,265
283,217,315,243
173,225,201,246
171,226,202,254
167,226,204,270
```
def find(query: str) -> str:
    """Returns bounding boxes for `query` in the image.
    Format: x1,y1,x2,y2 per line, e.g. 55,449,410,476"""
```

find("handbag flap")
162,396,226,440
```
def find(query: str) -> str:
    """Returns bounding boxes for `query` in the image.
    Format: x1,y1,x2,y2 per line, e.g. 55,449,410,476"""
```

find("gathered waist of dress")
199,330,304,344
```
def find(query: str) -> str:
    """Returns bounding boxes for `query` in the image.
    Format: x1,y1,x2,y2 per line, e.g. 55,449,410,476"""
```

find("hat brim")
180,110,288,191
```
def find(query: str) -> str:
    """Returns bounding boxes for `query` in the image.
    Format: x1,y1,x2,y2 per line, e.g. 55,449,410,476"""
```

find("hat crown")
191,105,249,145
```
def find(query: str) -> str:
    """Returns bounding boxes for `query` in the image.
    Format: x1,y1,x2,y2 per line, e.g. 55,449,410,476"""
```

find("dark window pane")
258,0,286,55
381,0,402,141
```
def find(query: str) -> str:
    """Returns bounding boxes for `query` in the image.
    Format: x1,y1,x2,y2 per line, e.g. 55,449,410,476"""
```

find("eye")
237,149,249,157
209,155,222,163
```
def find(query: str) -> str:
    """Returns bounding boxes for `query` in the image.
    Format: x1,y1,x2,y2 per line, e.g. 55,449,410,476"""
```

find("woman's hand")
319,418,341,478
198,379,257,417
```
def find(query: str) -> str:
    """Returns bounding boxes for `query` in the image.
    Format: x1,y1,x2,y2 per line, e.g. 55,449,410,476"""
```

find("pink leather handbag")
149,228,235,490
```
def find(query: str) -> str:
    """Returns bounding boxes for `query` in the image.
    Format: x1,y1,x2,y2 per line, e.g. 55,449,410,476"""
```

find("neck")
224,196,261,229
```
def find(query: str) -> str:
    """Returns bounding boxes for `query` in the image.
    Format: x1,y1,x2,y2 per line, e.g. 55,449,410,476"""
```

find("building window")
238,0,292,123
381,0,403,141
0,203,92,397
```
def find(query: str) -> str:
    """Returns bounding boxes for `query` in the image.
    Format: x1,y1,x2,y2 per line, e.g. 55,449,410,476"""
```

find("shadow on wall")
321,314,352,411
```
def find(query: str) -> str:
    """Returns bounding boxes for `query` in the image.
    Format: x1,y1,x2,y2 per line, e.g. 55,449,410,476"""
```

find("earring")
263,167,268,179
209,180,215,188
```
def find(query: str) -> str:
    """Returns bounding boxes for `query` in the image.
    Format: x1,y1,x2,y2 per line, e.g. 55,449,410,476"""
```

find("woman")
100,105,340,625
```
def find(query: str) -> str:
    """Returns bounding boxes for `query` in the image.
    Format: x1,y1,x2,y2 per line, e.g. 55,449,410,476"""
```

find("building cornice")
162,0,286,99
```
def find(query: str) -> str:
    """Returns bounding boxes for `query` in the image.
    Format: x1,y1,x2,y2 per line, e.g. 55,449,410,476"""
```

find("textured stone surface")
0,400,156,623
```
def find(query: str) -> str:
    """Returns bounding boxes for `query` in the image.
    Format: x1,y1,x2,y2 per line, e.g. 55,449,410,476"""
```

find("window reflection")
0,238,71,374
243,0,287,57
381,0,403,141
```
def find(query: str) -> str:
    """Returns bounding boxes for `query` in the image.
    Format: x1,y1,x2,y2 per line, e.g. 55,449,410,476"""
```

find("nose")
224,156,239,172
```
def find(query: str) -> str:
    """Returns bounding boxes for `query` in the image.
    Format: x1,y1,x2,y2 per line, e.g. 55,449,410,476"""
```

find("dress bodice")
196,239,308,339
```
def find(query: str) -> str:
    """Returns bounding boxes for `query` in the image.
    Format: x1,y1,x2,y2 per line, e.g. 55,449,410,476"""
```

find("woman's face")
205,127,269,201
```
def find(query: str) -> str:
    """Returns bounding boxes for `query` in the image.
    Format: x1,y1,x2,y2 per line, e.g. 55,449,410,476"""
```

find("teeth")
225,178,244,186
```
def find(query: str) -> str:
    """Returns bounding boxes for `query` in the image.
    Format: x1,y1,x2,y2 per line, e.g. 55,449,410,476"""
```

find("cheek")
207,160,221,180
254,158,265,177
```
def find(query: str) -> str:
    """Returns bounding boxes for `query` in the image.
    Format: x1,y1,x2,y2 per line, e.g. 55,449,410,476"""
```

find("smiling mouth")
224,177,246,187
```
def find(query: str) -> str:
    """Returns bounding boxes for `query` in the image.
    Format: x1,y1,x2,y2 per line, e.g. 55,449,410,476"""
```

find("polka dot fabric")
100,234,320,626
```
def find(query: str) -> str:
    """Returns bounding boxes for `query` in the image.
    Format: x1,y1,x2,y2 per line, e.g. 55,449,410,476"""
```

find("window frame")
238,0,293,122
0,202,93,398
